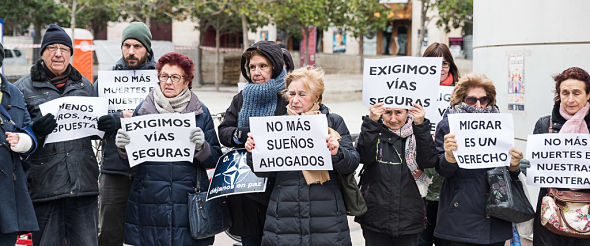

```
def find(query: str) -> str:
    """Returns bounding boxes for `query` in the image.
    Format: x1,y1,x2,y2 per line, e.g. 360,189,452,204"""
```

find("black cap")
41,24,73,56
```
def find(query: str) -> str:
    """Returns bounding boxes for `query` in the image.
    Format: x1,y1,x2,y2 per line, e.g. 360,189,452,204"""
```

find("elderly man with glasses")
15,24,98,246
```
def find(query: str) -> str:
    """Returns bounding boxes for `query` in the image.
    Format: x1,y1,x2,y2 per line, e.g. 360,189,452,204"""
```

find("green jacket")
424,168,444,201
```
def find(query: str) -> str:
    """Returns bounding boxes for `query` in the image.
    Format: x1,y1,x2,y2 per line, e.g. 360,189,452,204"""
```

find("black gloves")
97,114,121,133
233,127,250,144
31,113,57,136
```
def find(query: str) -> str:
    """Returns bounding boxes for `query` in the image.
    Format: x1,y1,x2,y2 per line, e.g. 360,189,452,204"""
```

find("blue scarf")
238,69,286,127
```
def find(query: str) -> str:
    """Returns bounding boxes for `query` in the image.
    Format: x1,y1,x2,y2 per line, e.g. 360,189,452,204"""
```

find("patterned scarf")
43,62,72,91
559,102,590,134
286,102,332,185
153,87,192,113
447,102,500,114
238,69,286,127
390,115,432,197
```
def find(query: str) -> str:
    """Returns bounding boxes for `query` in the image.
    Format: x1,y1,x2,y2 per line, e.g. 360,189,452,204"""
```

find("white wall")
473,0,590,149
172,20,199,46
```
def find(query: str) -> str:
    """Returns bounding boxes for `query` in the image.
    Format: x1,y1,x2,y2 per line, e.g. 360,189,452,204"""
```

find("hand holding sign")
444,133,458,163
369,103,386,122
327,134,340,155
408,103,425,125
509,147,523,171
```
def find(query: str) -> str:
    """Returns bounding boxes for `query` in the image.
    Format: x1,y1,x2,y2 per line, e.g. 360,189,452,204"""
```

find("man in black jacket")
95,22,156,246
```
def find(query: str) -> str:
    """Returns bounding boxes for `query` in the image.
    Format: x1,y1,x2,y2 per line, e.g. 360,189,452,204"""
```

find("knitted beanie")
241,41,285,83
40,24,73,56
121,22,153,56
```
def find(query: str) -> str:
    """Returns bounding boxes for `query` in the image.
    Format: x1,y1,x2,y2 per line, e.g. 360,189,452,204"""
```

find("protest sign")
207,149,267,201
447,113,514,169
526,134,590,189
39,96,108,143
250,114,332,172
97,70,157,113
120,113,196,168
362,57,441,111
428,85,455,133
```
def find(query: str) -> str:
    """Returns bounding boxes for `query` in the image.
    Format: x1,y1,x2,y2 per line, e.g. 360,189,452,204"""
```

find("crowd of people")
0,22,589,246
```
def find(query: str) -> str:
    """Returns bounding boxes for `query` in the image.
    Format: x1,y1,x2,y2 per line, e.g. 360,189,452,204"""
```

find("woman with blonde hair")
245,67,359,246
434,74,524,246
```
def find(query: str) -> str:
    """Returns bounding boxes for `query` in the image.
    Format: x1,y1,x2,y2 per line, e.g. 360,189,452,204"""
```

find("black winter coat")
532,102,590,246
249,105,359,246
15,60,98,202
94,57,156,176
355,116,438,237
433,112,515,244
217,91,287,236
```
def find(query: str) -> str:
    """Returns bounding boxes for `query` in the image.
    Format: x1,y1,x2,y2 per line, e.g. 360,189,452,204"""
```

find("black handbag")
336,171,367,216
486,167,534,223
188,170,232,239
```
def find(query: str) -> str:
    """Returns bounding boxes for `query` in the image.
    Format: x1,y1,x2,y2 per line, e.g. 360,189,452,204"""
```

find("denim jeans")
98,173,132,246
32,196,98,246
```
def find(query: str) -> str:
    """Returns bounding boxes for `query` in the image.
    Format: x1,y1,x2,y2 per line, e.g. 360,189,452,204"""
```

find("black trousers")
98,173,132,246
362,229,418,246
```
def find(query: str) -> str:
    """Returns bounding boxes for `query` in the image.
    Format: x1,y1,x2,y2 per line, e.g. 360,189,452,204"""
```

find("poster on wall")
507,55,525,111
333,30,346,53
260,31,268,41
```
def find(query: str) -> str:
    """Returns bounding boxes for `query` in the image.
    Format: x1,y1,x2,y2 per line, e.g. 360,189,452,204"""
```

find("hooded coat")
0,74,39,235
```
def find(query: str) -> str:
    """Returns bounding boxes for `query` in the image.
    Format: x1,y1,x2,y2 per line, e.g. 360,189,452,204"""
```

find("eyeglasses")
464,96,490,106
158,74,184,83
46,45,71,54
249,64,270,72
442,61,450,69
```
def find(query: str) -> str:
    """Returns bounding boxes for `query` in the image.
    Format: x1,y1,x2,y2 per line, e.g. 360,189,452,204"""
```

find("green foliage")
344,0,390,38
189,0,244,35
272,0,348,39
0,0,68,35
435,0,473,35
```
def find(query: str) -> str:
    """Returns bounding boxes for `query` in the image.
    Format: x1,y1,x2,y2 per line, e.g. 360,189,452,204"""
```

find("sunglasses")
464,96,490,106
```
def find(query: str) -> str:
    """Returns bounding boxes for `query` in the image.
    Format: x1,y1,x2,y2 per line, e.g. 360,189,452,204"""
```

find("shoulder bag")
188,170,232,239
486,167,535,223
336,170,367,216
540,188,590,238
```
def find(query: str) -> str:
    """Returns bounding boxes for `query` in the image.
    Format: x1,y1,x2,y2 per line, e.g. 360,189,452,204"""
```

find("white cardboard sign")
362,57,441,111
120,113,196,168
526,133,590,189
97,70,157,113
429,85,455,134
39,96,108,143
250,114,332,172
447,113,514,169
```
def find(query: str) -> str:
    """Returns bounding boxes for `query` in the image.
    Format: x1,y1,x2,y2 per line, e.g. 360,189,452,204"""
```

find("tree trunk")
304,27,310,66
359,31,364,73
416,0,429,56
146,16,151,28
241,14,248,50
239,14,248,82
197,20,206,85
71,0,77,41
33,24,42,62
215,27,221,91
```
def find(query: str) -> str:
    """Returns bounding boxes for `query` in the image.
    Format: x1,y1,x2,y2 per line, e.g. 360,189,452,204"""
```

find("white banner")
448,113,514,169
120,113,196,168
39,96,107,143
526,134,590,189
429,85,455,134
97,70,157,113
362,57,441,112
250,114,332,172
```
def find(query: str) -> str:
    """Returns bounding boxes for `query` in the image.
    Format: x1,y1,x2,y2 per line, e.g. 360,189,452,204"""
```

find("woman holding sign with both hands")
354,102,438,246
115,52,222,246
434,74,523,246
531,67,590,246
244,67,360,246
